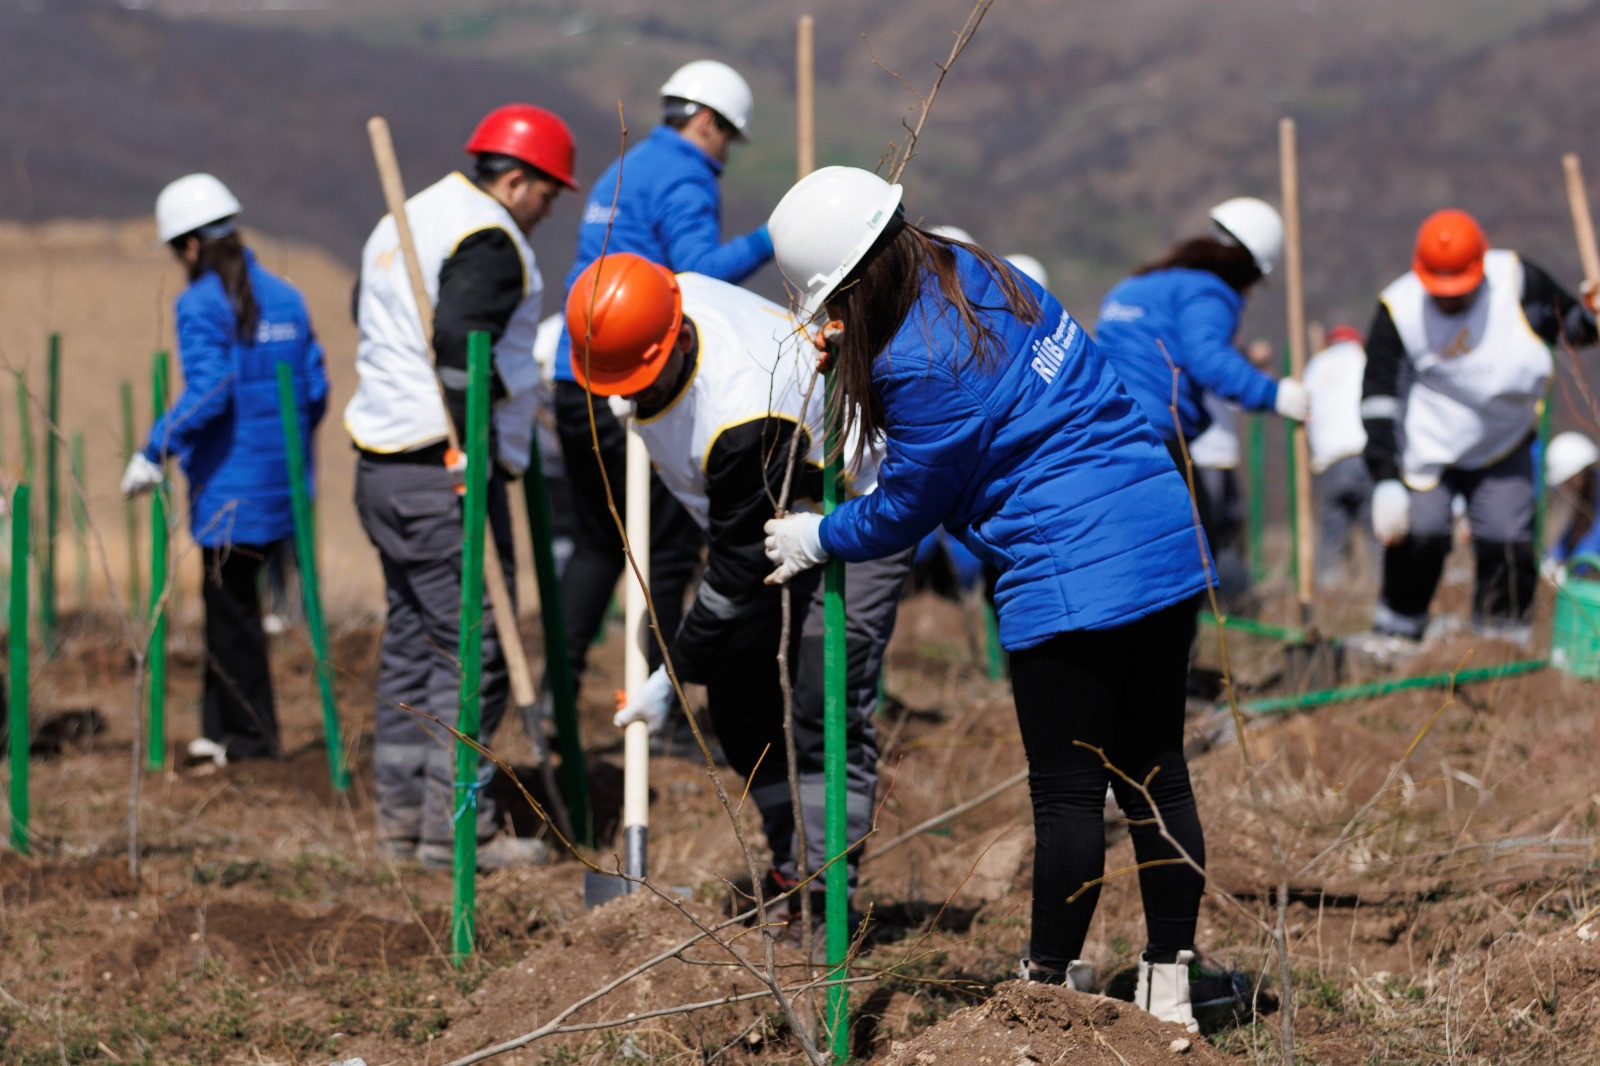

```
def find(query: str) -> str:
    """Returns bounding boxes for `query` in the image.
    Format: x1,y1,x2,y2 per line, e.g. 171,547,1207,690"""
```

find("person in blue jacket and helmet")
762,166,1217,1031
1094,198,1308,549
1544,431,1600,581
551,60,772,711
121,173,328,767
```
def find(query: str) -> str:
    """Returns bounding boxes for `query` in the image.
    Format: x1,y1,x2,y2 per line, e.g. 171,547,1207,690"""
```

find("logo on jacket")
1438,326,1473,360
1030,314,1080,384
583,203,618,226
1100,300,1145,323
256,321,300,344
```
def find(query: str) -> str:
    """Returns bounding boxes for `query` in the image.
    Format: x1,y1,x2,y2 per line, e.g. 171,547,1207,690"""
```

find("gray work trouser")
1313,455,1376,588
733,549,912,903
1375,439,1537,638
356,455,514,847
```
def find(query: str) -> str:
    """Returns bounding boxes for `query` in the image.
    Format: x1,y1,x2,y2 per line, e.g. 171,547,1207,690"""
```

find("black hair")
662,98,737,137
471,151,550,185
172,228,257,342
1133,235,1263,294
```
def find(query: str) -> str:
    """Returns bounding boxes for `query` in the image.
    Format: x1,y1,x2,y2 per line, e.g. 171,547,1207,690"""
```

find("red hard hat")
1326,324,1364,346
566,254,683,397
1412,209,1487,297
465,104,580,191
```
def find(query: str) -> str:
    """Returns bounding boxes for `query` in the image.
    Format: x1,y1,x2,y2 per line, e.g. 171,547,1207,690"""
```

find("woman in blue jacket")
122,174,327,766
1094,198,1306,546
763,167,1214,1030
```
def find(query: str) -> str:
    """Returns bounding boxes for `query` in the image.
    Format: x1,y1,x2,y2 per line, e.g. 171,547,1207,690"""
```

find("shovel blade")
583,870,636,907
1282,639,1344,692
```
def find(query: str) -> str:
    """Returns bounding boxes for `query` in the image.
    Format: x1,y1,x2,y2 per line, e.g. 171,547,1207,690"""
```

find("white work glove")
120,454,164,497
763,512,828,585
608,394,634,424
613,665,675,733
1274,378,1309,422
1540,556,1567,586
1371,479,1410,546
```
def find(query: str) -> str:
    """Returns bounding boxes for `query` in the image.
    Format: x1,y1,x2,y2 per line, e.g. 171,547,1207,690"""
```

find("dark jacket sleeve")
1360,301,1405,484
433,228,524,439
668,416,820,684
1520,258,1598,347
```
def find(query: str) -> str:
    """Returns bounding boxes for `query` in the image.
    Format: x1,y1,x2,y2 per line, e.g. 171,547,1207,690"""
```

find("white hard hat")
1210,196,1283,276
660,60,753,136
155,173,241,244
928,224,974,244
1005,253,1049,290
1546,431,1600,486
769,166,904,321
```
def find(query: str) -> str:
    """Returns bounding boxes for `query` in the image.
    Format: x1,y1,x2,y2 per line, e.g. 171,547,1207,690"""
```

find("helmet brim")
1413,255,1484,297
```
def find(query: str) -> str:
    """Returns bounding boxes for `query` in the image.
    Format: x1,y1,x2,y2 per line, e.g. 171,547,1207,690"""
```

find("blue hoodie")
1094,267,1280,443
555,125,773,382
145,251,327,548
819,250,1209,649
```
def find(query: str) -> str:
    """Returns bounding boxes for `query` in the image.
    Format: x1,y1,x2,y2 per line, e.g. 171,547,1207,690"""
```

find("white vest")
1188,394,1239,470
1303,339,1368,473
345,172,544,474
1381,249,1550,491
628,274,880,531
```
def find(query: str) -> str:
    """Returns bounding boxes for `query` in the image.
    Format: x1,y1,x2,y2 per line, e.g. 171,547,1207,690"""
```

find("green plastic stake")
15,370,34,492
8,484,30,855
1239,658,1547,716
822,361,850,1061
451,331,492,964
1247,413,1266,582
521,430,592,846
120,382,142,611
1198,610,1310,644
71,433,88,610
1534,388,1552,557
983,601,1005,681
275,362,349,792
147,352,170,773
1282,347,1300,593
41,334,59,649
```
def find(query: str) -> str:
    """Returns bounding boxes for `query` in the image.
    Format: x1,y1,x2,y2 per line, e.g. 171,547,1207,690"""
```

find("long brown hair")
1133,235,1262,294
173,231,258,342
824,224,1040,468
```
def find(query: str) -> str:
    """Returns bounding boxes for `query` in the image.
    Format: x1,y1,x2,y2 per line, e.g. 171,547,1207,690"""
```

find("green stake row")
1238,658,1548,717
275,362,349,792
147,352,170,773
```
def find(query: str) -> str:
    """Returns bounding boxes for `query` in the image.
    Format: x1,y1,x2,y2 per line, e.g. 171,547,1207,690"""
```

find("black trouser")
200,544,280,760
1009,596,1205,971
553,381,704,681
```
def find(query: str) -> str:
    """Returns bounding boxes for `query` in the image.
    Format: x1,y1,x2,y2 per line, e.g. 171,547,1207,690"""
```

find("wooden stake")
1278,117,1316,623
797,15,815,179
1562,153,1600,284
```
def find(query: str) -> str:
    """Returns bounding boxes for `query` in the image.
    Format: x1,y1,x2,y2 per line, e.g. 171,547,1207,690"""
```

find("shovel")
584,428,652,906
1278,117,1344,691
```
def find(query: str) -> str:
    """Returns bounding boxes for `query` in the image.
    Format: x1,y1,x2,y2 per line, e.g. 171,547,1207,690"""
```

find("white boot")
1019,957,1097,992
1135,949,1199,1032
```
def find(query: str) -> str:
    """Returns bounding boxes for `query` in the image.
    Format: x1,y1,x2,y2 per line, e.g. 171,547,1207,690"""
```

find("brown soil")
878,981,1231,1065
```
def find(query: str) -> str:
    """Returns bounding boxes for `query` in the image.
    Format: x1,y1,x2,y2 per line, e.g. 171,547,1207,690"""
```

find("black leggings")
1009,596,1205,970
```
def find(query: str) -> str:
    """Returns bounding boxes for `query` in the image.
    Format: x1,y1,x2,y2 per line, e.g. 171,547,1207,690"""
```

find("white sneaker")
1135,949,1199,1032
185,737,228,768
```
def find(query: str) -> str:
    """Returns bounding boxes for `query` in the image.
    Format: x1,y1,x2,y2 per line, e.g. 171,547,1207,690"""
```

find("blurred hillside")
5,0,1600,338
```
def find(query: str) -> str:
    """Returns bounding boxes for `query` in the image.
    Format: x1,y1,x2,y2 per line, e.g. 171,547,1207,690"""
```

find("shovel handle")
1564,153,1600,286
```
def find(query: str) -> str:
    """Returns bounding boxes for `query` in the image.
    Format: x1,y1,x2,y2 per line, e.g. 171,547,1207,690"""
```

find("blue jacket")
555,125,773,382
1094,267,1280,443
819,250,1210,649
1552,518,1600,573
145,251,327,548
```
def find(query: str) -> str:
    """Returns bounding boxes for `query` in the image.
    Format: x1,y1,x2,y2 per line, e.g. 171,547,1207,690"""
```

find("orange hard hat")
565,253,683,396
465,104,580,191
1412,209,1487,297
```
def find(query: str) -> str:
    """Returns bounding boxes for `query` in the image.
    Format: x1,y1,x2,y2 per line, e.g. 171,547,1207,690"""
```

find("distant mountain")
7,0,1600,340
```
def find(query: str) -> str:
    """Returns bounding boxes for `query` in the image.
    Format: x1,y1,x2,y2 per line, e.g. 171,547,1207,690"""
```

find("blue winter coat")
145,251,327,548
554,125,773,382
819,250,1210,649
1094,267,1280,443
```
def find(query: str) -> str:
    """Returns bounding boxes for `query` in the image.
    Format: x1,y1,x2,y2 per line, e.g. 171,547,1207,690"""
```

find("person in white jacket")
1304,325,1376,587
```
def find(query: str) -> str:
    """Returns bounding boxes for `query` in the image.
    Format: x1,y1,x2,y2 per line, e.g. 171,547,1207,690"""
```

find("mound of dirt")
875,981,1230,1066
0,855,141,904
